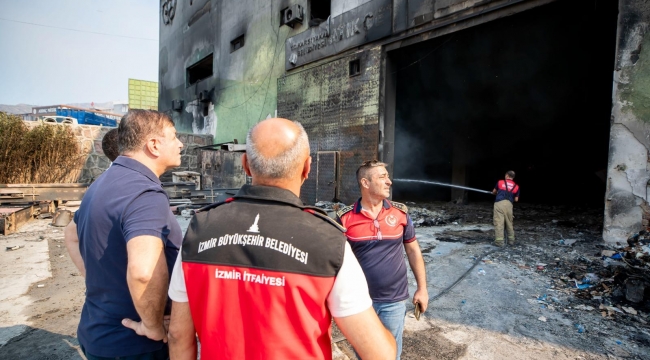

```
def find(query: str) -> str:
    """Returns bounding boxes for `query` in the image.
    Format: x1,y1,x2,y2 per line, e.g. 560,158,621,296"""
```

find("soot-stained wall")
159,0,303,143
278,48,382,205
159,0,370,144
390,0,618,205
604,0,650,241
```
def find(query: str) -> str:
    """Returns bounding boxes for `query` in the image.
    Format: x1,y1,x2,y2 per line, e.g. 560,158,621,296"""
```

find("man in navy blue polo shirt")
64,110,183,359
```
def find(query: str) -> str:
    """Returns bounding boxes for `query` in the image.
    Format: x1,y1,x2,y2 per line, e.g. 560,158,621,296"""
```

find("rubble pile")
314,201,347,218
407,205,458,227
558,230,650,306
479,229,650,339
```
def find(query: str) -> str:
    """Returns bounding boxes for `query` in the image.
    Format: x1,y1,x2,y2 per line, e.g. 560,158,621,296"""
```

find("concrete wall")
173,132,215,175
332,0,373,17
604,0,650,242
23,121,114,183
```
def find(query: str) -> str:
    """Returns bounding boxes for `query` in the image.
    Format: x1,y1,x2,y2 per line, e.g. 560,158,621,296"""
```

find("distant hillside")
68,102,115,111
0,104,35,114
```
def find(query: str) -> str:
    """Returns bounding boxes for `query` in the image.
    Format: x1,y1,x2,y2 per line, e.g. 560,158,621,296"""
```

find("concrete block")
89,127,101,139
84,155,96,168
90,167,104,178
81,140,93,155
94,140,104,154
97,156,111,170
81,169,92,183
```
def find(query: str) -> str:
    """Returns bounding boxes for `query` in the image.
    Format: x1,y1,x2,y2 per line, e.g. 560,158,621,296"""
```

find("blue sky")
0,0,159,105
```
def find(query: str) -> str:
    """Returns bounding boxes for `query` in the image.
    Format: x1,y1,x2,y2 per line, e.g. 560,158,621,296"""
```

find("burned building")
159,0,650,243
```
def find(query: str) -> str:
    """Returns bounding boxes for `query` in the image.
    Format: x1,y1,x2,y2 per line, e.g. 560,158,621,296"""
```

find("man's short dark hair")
101,128,120,162
356,160,388,188
506,170,516,179
118,110,175,154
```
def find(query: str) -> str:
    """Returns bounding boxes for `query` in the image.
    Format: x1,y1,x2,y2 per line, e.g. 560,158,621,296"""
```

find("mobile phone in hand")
414,302,422,321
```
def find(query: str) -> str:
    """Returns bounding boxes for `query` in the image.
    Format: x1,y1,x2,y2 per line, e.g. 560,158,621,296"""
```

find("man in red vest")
492,170,520,247
166,118,396,359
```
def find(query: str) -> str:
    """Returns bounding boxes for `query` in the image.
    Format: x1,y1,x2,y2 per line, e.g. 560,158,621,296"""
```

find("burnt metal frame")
0,184,89,204
0,202,55,235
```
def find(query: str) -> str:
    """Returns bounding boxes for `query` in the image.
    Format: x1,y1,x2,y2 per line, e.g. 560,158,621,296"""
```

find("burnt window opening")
186,53,213,87
280,7,287,27
390,0,618,205
349,59,360,77
230,34,245,53
309,1,330,27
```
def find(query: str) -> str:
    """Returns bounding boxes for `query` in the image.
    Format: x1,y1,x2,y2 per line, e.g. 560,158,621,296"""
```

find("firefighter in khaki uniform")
492,170,520,247
166,118,396,360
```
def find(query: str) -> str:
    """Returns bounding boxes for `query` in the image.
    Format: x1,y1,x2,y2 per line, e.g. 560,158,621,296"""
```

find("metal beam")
0,183,89,204
0,202,55,235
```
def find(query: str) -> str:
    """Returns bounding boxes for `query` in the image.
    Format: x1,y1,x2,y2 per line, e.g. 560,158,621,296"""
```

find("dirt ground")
0,202,648,359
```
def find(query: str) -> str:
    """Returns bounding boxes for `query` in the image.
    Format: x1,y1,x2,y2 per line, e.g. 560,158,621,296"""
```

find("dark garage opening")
390,0,618,206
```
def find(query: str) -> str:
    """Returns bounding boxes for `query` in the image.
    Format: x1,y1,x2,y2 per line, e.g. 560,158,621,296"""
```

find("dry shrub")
0,112,85,184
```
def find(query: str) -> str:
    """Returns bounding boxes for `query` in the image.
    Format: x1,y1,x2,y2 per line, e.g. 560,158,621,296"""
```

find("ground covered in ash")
1,202,648,359
333,202,649,359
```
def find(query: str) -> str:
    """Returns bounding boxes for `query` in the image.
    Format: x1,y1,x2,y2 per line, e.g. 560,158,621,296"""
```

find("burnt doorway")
388,0,618,205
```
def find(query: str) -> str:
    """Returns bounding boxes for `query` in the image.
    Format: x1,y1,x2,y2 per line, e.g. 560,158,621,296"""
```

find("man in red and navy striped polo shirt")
492,170,520,246
337,160,429,360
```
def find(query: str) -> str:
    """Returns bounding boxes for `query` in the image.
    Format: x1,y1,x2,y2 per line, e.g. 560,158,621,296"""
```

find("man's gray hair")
246,121,310,179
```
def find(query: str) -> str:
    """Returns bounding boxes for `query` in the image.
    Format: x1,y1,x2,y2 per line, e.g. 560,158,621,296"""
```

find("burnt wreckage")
158,0,650,244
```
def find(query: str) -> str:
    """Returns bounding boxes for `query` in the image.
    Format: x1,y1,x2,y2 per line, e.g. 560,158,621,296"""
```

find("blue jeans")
374,301,406,359
355,301,406,359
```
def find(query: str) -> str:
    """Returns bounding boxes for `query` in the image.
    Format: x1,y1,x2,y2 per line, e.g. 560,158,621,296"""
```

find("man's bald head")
246,118,310,180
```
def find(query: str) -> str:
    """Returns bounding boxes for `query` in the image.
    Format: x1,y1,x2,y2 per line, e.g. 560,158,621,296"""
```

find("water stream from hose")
393,178,493,194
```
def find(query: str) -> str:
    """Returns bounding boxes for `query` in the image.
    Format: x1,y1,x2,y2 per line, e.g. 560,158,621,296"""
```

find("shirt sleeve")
403,214,416,243
327,242,372,318
168,249,188,302
122,190,172,242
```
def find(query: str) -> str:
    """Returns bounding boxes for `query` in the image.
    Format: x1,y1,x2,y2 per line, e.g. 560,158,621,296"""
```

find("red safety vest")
182,185,347,359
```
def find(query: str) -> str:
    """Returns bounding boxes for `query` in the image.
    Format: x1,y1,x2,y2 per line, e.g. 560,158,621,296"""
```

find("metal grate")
278,47,382,205
317,151,339,202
